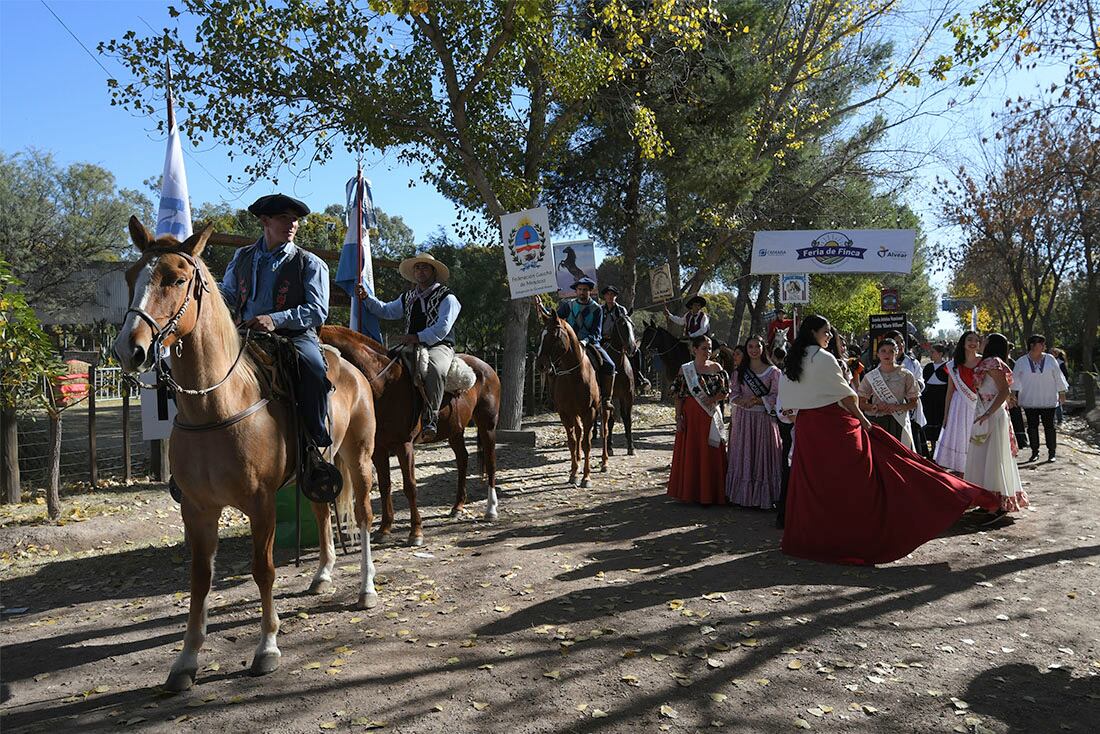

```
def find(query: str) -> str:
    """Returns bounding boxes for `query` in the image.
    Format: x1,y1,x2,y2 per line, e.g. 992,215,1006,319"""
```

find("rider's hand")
355,285,368,300
401,334,420,346
244,315,276,332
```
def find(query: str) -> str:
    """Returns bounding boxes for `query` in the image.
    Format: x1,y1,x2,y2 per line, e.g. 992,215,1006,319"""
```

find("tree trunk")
1082,275,1099,373
46,411,62,521
727,275,751,346
499,298,531,430
749,276,773,336
1,406,20,504
621,142,643,307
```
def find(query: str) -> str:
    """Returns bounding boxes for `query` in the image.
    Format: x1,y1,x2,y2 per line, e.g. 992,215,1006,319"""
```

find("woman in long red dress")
668,335,730,505
777,315,1000,565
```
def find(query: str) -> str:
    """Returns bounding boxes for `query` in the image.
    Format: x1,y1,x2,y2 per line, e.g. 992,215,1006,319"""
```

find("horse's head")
536,311,579,373
113,216,215,373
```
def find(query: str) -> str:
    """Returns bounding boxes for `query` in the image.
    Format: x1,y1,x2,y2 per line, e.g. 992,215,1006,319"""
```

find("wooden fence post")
88,362,98,488
122,382,132,483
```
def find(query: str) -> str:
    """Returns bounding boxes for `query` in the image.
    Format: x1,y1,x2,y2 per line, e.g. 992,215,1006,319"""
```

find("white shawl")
682,361,725,448
777,346,857,411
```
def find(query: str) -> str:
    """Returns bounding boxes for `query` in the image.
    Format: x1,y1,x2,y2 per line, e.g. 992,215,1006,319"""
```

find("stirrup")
301,445,342,503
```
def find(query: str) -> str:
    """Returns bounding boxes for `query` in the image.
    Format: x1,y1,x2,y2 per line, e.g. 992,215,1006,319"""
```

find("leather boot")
600,371,615,408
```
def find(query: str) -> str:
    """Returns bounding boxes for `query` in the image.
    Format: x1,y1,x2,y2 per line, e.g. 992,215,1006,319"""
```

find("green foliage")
0,149,152,311
0,259,62,411
805,275,881,338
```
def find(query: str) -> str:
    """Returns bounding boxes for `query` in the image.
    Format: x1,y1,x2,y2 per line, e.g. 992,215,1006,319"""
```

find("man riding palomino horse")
219,193,337,485
356,252,459,444
600,284,650,392
549,277,615,409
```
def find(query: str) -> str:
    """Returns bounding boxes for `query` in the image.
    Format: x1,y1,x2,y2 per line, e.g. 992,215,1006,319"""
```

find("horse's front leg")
373,452,394,544
580,413,593,488
599,402,609,473
623,396,635,456
606,396,617,457
308,500,335,594
564,416,579,486
349,450,378,609
448,433,469,518
165,502,221,692
397,443,423,546
248,500,281,677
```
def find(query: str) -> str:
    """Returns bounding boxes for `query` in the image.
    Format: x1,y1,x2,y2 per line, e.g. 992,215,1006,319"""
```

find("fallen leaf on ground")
660,705,679,719
544,670,561,680
788,660,804,670
793,718,812,729
710,693,728,702
472,701,490,711
592,709,608,718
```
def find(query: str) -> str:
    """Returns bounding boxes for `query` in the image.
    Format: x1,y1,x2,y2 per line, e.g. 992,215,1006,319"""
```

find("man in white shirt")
664,295,709,339
1011,334,1068,463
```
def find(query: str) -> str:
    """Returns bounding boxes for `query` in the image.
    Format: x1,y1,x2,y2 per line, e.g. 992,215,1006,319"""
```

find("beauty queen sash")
682,361,725,448
948,361,978,404
741,367,775,415
867,368,914,449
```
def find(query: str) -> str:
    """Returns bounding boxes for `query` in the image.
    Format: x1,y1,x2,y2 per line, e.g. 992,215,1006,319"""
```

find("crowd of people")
664,307,1071,565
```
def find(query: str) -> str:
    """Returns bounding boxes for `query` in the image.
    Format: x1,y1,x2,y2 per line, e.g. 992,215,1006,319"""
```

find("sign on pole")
649,264,675,302
869,312,908,350
553,239,598,296
880,288,900,312
500,207,557,299
751,230,915,274
779,274,810,304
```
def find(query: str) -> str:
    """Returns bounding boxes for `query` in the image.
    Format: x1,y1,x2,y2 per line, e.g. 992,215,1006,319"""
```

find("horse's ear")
128,216,153,251
542,310,556,324
180,224,214,258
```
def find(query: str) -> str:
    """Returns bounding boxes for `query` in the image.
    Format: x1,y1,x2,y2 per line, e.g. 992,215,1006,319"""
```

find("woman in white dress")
934,331,982,473
964,333,1028,521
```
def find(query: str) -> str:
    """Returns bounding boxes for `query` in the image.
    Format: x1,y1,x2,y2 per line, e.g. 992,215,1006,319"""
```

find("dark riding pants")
291,333,332,448
586,341,616,375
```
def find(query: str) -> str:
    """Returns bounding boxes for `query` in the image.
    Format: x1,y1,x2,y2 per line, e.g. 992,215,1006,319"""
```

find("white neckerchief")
682,361,725,448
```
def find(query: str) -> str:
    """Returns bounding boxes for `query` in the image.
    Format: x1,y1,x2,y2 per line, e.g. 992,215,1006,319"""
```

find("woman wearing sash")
965,333,1028,519
933,331,982,473
668,335,730,505
725,336,783,508
857,339,920,451
778,316,999,565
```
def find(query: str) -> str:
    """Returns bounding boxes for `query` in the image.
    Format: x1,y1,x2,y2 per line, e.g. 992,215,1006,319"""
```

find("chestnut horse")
603,314,636,455
320,326,501,544
536,311,608,486
113,219,378,692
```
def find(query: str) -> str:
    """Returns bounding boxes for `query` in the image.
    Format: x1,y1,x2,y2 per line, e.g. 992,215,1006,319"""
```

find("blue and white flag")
155,102,192,239
335,170,382,342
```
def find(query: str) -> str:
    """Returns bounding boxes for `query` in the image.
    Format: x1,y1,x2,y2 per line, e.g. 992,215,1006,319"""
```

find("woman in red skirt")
668,335,730,505
777,315,1000,565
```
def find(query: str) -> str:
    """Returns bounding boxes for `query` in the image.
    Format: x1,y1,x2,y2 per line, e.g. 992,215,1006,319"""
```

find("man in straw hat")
358,252,460,442
220,193,337,472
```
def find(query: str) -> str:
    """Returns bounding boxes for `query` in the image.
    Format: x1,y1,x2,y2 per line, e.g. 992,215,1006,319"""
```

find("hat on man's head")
600,285,620,296
399,252,450,283
572,276,597,290
685,295,707,308
248,193,311,218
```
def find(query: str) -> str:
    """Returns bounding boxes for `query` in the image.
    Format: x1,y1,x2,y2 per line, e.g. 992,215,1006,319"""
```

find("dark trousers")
1024,407,1057,457
585,341,616,375
775,421,794,526
1009,405,1028,447
291,333,332,448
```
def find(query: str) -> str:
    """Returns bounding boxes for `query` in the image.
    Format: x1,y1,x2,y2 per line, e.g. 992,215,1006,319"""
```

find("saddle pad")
414,348,477,395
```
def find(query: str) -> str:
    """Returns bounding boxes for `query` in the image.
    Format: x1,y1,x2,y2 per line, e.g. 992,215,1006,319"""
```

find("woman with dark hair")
857,338,920,450
777,316,999,565
965,333,1028,520
933,331,982,473
725,335,783,508
922,343,950,455
668,335,730,505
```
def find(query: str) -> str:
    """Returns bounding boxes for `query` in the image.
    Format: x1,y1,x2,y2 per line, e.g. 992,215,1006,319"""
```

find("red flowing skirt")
782,403,999,565
668,398,728,505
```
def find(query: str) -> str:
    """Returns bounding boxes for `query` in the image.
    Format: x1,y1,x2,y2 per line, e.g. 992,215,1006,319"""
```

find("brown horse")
112,219,378,692
320,326,501,544
535,310,607,486
603,314,636,456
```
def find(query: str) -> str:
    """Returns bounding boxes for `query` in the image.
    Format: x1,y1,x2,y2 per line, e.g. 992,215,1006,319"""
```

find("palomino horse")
319,326,501,544
113,219,378,692
603,315,636,455
536,312,607,486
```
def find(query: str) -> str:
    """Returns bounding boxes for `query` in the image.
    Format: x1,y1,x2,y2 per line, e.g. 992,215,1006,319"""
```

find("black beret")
600,285,620,296
248,193,310,218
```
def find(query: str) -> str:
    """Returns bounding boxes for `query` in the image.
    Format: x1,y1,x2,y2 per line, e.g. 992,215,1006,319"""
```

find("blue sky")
0,0,1066,335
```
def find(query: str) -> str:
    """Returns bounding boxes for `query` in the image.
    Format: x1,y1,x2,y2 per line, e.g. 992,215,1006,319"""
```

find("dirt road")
2,404,1098,733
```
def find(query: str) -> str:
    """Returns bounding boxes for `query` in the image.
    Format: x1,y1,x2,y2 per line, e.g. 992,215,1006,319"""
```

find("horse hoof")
600,464,608,473
164,669,196,692
407,535,424,547
372,531,392,545
449,505,464,518
608,447,615,456
307,578,333,595
250,651,281,677
580,478,590,488
627,448,635,456
357,591,380,609
484,509,498,521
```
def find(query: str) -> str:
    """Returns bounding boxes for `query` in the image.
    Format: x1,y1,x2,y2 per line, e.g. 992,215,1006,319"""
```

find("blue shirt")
362,282,461,346
557,298,602,341
218,239,329,331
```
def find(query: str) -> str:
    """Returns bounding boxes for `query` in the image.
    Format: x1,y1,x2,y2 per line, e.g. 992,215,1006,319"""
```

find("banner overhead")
751,230,915,274
500,207,557,299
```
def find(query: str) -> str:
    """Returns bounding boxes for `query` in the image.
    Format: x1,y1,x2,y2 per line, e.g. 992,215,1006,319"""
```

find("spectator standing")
667,336,730,505
922,343,950,455
1011,335,1068,463
725,336,783,509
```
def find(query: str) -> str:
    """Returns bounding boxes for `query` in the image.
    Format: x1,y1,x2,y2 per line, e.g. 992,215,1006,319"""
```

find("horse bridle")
538,323,582,376
125,249,251,399
641,325,682,358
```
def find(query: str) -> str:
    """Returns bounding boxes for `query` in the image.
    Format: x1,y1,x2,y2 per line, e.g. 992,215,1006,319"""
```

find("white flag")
155,108,192,239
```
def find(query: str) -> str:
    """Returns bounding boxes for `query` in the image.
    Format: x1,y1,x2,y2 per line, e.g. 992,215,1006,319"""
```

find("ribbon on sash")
948,361,978,403
867,369,914,449
740,367,775,415
682,361,725,448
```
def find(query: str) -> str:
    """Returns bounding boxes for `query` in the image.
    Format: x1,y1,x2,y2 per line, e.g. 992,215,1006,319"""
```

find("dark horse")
641,323,738,382
603,315,636,455
557,245,586,281
320,326,501,544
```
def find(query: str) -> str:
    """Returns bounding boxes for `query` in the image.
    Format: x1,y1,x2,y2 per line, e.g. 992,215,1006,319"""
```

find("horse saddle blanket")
245,332,338,402
412,346,477,396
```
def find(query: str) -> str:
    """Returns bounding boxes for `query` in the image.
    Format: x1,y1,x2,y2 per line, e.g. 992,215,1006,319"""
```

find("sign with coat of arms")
500,206,557,299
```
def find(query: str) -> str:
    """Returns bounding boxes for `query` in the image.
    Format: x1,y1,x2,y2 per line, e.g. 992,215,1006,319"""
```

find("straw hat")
399,253,450,283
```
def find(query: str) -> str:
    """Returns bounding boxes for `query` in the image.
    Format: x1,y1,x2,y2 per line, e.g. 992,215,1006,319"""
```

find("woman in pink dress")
725,336,783,509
